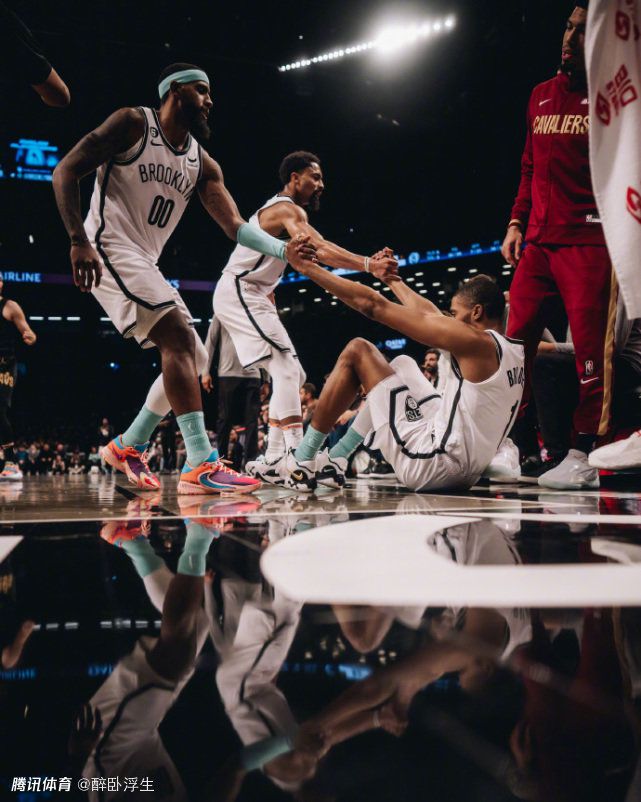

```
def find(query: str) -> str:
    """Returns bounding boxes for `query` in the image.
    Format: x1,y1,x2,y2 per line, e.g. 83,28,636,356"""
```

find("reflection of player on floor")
0,277,36,482
213,151,397,491
52,64,314,495
288,265,524,493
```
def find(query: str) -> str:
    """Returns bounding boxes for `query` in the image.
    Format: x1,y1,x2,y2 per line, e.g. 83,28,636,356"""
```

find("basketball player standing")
52,64,315,495
213,151,397,491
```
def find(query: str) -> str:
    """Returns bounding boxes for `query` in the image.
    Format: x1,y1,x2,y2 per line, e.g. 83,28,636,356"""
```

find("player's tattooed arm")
197,153,246,238
5,301,36,345
53,107,145,292
198,155,316,268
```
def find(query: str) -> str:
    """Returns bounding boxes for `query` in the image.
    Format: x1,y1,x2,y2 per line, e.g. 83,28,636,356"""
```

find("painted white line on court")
261,515,641,607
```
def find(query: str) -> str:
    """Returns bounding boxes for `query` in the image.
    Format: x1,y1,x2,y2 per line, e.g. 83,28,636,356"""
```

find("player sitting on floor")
283,254,525,493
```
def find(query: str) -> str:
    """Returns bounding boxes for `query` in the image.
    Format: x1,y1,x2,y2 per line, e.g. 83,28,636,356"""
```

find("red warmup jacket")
510,71,605,246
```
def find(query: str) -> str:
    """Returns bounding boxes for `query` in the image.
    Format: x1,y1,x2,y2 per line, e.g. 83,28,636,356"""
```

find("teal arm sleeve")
237,222,287,261
240,735,294,771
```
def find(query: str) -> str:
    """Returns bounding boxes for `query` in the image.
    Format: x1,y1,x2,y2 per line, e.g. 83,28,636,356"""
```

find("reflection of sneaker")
520,454,562,484
537,449,600,490
177,496,262,525
482,438,521,483
285,450,317,492
101,436,160,490
100,519,149,546
246,455,287,487
589,431,641,471
0,462,23,482
315,450,347,489
177,455,261,495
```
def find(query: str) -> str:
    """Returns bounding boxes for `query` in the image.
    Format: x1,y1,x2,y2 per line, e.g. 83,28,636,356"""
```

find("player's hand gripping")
370,247,399,283
201,373,214,393
501,225,523,268
286,233,317,274
22,329,36,346
70,241,102,292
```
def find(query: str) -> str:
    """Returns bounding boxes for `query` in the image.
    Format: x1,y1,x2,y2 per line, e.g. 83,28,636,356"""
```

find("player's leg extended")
149,309,260,495
296,338,394,469
538,246,615,490
247,350,307,487
506,244,556,402
270,349,305,452
102,328,208,490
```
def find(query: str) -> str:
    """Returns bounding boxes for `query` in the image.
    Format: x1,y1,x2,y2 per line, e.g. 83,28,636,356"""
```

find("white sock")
282,424,303,453
266,425,285,462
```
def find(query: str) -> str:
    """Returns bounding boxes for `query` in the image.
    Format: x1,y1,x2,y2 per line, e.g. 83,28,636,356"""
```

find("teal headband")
158,69,209,99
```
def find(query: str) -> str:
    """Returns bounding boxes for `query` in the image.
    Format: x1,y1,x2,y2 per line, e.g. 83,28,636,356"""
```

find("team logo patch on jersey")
150,127,159,138
585,359,594,376
405,395,423,422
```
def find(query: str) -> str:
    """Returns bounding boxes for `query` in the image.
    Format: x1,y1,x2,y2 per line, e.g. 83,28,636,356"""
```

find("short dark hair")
279,151,321,185
575,0,588,8
158,63,204,103
301,381,317,397
454,274,505,321
425,348,440,358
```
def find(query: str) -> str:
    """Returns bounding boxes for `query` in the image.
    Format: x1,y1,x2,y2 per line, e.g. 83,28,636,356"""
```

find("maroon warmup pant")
506,243,616,437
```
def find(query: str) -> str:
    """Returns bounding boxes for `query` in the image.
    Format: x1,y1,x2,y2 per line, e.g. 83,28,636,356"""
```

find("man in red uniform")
502,0,615,490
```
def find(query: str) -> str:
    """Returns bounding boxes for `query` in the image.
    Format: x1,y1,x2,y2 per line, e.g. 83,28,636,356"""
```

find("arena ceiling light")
278,15,456,72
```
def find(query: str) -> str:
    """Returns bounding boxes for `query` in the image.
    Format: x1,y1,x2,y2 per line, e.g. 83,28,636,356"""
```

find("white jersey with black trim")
84,106,202,262
432,331,524,479
221,194,293,294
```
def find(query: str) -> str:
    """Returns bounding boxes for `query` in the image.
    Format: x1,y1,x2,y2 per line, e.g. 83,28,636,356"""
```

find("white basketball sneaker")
285,450,317,493
588,431,641,471
315,450,347,489
245,454,286,486
482,438,521,483
537,449,599,490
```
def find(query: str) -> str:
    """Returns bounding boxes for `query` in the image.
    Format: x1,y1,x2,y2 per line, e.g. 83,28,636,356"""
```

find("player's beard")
308,192,321,212
184,105,211,144
189,115,211,144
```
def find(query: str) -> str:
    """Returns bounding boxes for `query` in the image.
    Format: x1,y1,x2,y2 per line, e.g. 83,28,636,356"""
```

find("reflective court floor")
1,474,641,801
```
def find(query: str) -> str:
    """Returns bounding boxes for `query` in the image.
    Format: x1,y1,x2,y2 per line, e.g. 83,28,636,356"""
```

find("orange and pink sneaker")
100,518,151,546
177,455,261,495
101,436,161,491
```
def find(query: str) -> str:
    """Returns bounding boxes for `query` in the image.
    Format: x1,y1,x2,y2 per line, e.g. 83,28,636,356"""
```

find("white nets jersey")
221,194,293,294
84,107,203,261
433,331,525,478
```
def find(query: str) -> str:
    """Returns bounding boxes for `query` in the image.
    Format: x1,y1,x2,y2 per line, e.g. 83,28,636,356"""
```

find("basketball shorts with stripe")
213,273,298,368
92,243,194,348
367,373,466,492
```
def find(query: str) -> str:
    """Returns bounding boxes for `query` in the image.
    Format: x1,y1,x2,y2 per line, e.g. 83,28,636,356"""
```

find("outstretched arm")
291,257,492,365
52,107,145,291
266,202,395,274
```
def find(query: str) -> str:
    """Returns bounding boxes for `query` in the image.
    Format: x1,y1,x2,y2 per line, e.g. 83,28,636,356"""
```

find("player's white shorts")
367,356,469,492
213,273,297,368
93,242,194,349
83,637,187,800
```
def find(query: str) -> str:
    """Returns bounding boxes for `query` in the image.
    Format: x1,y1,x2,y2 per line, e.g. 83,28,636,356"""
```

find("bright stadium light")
278,15,456,72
